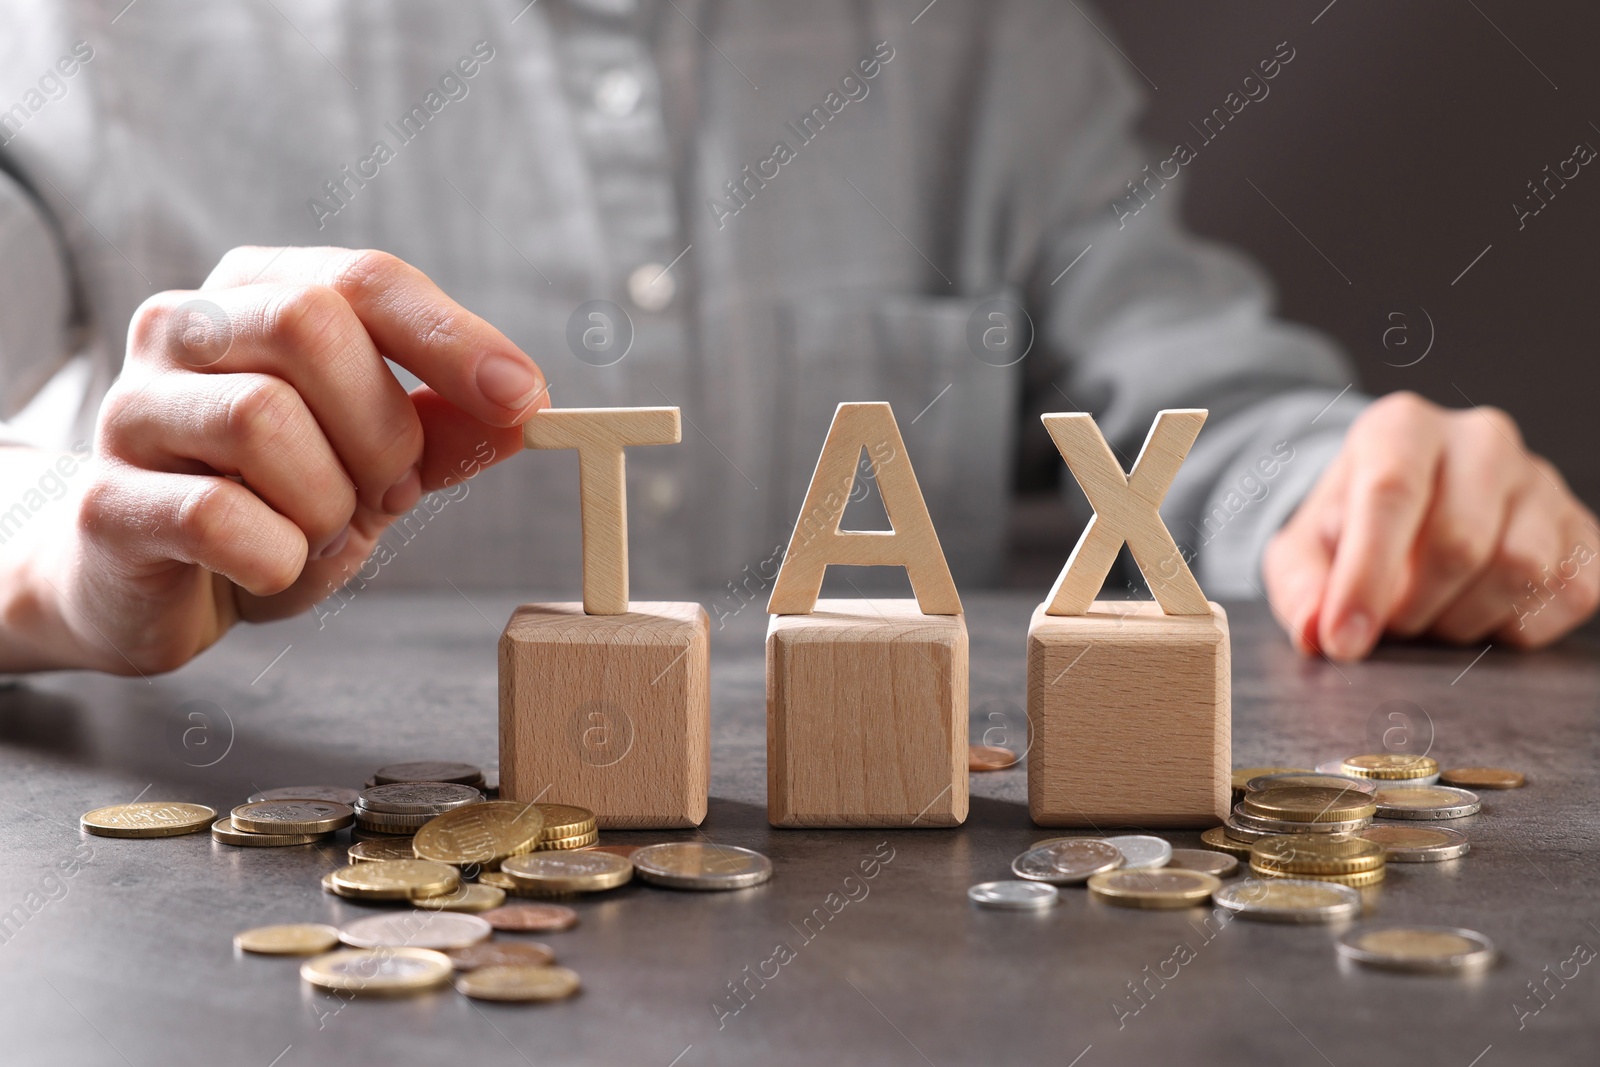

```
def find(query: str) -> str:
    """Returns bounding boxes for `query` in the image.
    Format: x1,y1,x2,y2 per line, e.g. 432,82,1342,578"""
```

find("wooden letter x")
523,407,681,615
1044,408,1210,616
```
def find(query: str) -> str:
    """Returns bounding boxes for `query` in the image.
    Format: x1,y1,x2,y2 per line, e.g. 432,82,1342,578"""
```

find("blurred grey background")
1008,0,1600,585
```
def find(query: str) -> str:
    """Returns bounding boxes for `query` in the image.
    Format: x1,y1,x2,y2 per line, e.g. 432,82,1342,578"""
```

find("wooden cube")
1027,600,1230,828
500,602,708,829
767,599,967,828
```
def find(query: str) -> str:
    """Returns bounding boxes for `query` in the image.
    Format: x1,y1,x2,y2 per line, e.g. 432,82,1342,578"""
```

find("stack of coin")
1318,753,1439,787
1233,785,1376,837
1250,834,1386,887
372,761,486,789
1230,766,1308,805
216,800,353,847
352,782,484,836
532,804,598,850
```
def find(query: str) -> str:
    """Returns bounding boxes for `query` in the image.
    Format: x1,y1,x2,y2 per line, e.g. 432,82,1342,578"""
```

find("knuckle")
1495,544,1549,593
225,378,301,452
1427,526,1491,579
126,293,182,356
332,248,407,298
174,480,241,551
264,284,351,356
1357,464,1421,510
75,475,120,534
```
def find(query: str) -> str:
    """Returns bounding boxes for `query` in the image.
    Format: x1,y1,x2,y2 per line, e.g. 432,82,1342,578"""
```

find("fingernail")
382,466,422,516
1330,611,1373,660
318,524,351,560
476,352,544,411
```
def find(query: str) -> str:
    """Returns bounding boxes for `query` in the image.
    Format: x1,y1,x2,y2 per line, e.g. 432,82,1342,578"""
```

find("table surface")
1,591,1596,1067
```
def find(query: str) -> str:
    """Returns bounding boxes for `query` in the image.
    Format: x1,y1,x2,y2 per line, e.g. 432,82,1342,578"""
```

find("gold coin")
1200,826,1254,859
455,964,582,1002
328,860,461,901
300,947,454,995
212,816,332,847
1086,868,1220,909
502,851,633,893
1357,824,1470,862
414,883,507,912
1439,766,1525,790
1337,925,1495,973
1241,786,1378,823
230,800,354,835
348,838,419,863
1252,864,1385,888
477,871,571,899
1232,767,1307,793
235,923,341,955
535,829,600,851
414,801,544,867
80,802,216,839
533,804,597,836
1340,754,1439,780
1251,834,1385,875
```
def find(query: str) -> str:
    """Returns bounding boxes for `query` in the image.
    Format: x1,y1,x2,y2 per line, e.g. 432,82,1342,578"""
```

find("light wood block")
500,601,708,828
1042,409,1210,616
768,402,961,616
766,599,967,828
1026,600,1230,828
522,407,681,615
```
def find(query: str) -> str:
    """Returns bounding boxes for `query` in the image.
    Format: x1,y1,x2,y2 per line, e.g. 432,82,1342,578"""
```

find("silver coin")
1011,839,1123,884
1222,817,1274,843
246,785,362,806
1104,835,1171,869
968,880,1059,910
1231,805,1370,835
1358,824,1470,862
1213,878,1361,924
339,911,493,951
373,761,485,786
359,782,484,816
1246,772,1377,796
1336,925,1495,974
1371,786,1480,820
1166,848,1239,878
352,804,435,829
631,842,772,890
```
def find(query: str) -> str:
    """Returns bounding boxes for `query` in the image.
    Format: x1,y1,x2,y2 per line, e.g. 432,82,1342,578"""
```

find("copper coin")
968,745,1018,772
480,903,579,932
582,844,641,859
446,941,556,971
1439,766,1526,790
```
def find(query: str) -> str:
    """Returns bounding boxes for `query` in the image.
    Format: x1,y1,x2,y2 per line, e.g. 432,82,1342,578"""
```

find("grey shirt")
0,0,1365,602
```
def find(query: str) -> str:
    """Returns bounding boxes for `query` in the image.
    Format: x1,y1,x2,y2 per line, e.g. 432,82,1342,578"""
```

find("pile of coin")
81,759,774,1004
1250,834,1386,887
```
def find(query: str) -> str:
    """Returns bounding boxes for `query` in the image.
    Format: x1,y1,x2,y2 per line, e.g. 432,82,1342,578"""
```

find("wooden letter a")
768,402,961,615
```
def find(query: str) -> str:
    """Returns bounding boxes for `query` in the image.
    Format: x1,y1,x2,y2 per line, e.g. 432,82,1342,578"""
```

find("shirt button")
644,473,681,514
594,68,643,117
627,262,675,312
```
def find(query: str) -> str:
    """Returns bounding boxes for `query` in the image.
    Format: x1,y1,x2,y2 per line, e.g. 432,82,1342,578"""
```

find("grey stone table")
1,592,1596,1066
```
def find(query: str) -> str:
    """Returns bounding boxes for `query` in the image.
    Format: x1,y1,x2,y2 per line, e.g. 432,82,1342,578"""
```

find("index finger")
1318,399,1446,660
203,246,549,427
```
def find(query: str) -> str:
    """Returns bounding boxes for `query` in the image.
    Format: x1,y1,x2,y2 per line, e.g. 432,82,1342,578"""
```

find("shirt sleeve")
991,10,1369,599
0,165,75,441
